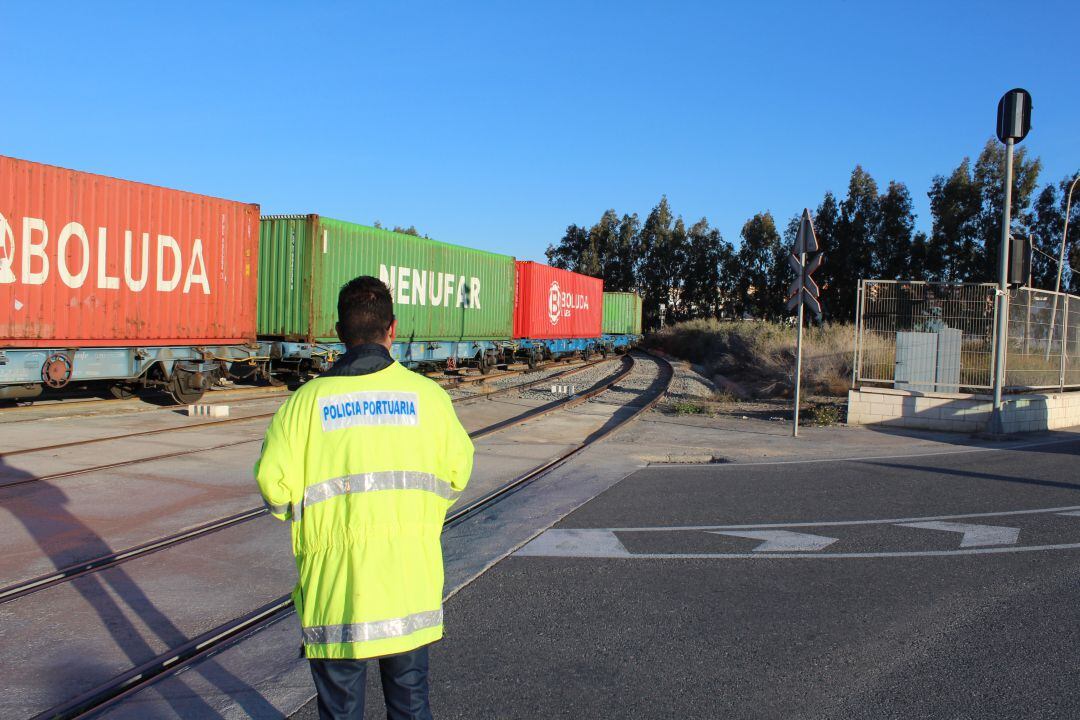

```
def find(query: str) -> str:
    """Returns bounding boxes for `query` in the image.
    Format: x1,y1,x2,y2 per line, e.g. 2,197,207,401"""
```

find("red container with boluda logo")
513,261,603,339
0,155,260,346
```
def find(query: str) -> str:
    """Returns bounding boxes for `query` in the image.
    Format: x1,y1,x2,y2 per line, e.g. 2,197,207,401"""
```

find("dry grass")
1004,349,1080,388
647,319,854,399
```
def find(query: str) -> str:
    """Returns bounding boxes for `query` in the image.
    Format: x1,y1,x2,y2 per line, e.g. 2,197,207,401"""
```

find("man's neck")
323,343,394,377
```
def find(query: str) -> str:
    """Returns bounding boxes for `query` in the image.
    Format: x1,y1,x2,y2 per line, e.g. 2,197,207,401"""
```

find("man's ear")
336,322,345,344
388,319,397,343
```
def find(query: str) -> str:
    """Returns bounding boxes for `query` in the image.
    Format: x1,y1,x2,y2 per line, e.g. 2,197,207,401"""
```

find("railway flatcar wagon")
513,261,604,365
0,155,262,403
257,215,516,373
600,291,643,350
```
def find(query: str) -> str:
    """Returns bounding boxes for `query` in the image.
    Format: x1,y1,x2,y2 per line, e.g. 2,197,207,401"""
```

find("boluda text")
0,212,211,294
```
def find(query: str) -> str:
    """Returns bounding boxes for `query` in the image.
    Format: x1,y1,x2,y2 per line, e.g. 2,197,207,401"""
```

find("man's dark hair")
337,276,395,346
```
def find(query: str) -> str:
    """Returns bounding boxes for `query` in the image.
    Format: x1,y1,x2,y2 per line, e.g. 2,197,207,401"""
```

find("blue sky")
2,1,1077,261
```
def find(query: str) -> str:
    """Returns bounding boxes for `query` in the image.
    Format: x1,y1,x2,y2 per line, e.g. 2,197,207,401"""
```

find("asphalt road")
294,433,1080,719
445,434,1080,719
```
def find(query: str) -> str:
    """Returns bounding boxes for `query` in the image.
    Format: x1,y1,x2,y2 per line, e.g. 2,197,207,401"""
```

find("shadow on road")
0,457,281,718
866,423,1080,455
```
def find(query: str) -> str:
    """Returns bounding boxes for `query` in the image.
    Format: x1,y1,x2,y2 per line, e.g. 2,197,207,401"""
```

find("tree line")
545,138,1080,329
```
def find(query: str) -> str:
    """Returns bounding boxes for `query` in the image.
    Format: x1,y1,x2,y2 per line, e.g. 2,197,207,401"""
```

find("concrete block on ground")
187,404,229,418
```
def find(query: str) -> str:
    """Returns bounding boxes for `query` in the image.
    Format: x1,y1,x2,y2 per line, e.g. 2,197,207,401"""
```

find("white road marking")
514,538,1080,560
516,529,631,558
897,521,1020,547
513,506,1080,559
511,434,1080,561
707,529,837,552
605,504,1080,532
647,434,1080,470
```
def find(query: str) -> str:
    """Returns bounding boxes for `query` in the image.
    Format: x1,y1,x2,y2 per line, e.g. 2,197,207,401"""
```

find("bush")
671,400,711,415
646,319,853,398
806,403,844,426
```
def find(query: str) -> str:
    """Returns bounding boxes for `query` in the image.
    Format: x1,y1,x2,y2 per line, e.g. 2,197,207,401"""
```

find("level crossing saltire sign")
787,208,824,438
786,209,823,320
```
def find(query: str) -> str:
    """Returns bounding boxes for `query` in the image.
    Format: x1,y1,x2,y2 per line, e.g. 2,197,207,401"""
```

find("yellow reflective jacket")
255,346,473,659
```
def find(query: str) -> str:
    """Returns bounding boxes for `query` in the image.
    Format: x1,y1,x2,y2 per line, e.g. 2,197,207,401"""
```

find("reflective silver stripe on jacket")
303,470,459,511
303,608,443,645
262,497,291,516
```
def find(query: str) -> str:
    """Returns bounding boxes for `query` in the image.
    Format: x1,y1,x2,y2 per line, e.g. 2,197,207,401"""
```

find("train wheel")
228,361,258,383
109,384,137,400
478,352,493,375
527,351,540,370
168,369,206,404
256,363,285,387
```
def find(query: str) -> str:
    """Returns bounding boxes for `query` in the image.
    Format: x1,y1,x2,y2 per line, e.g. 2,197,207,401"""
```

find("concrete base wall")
847,387,1080,434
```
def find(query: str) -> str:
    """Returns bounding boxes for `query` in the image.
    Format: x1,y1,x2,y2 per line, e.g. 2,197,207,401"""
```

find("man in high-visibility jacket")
256,275,474,720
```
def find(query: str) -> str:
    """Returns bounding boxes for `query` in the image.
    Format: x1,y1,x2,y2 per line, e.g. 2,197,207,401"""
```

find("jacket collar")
322,343,394,377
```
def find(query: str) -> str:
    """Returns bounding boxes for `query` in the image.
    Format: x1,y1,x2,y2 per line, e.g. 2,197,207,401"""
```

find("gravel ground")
584,352,667,407
664,359,722,402
653,354,844,426
444,362,586,400
516,356,626,401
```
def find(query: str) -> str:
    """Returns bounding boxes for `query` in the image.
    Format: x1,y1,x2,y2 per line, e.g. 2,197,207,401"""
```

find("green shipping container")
258,215,516,343
601,292,643,335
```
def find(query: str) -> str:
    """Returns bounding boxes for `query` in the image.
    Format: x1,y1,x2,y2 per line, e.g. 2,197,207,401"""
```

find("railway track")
0,356,606,461
0,359,614,489
0,355,636,603
25,350,671,720
0,358,578,428
0,383,291,423
0,365,516,421
0,357,616,490
434,355,587,386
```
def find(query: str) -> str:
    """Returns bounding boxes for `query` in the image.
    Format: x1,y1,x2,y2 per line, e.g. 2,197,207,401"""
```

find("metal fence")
1005,287,1080,390
854,280,1080,394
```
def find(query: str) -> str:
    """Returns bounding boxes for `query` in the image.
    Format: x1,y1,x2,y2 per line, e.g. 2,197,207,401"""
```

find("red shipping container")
0,156,260,347
513,261,603,339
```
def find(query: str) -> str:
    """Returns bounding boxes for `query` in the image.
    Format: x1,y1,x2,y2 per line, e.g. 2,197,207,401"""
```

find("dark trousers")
309,645,433,720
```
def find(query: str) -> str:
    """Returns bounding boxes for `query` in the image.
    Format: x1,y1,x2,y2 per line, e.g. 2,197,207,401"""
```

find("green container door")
257,215,317,341
601,292,643,335
258,215,515,343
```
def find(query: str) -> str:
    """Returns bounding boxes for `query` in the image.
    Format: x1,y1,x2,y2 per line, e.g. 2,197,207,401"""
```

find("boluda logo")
547,280,590,326
0,212,211,294
547,281,562,325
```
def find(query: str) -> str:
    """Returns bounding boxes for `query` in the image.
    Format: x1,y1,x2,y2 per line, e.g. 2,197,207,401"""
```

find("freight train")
0,156,642,403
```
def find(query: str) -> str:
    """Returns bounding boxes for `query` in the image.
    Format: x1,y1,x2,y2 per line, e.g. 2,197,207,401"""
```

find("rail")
28,351,671,720
0,356,634,601
0,355,614,475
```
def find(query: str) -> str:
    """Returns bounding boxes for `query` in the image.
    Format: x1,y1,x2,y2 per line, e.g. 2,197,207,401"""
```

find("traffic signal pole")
989,88,1032,434
990,137,1014,434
